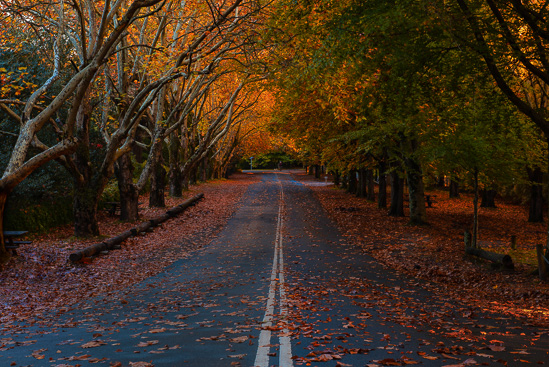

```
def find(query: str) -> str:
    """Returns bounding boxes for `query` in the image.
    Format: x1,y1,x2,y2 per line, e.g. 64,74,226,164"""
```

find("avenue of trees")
265,0,549,246
3,0,549,261
0,0,271,260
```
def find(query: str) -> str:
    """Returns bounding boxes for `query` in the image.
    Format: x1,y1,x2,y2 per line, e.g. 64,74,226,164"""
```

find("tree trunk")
378,156,388,209
169,131,183,197
348,170,357,195
115,154,139,221
527,166,544,222
357,168,366,198
481,188,497,208
314,164,321,179
0,193,9,261
437,175,445,188
149,157,166,208
73,182,100,237
201,156,209,182
406,167,427,225
449,179,459,198
404,139,427,225
366,169,375,201
388,171,405,217
333,170,340,186
341,172,348,190
473,168,479,248
72,96,100,237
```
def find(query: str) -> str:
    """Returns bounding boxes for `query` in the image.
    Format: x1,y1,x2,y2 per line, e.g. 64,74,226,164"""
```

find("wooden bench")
5,241,33,255
3,231,31,255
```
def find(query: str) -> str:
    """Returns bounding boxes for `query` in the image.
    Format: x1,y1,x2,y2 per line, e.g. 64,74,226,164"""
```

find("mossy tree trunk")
403,138,427,225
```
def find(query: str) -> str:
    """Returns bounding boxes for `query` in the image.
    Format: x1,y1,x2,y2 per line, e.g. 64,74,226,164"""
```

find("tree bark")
404,140,427,225
356,168,366,198
406,168,427,225
169,131,183,197
115,154,139,221
366,169,375,201
73,182,100,237
0,193,9,261
149,155,166,208
378,157,388,209
473,168,479,248
314,164,321,179
341,172,348,190
388,170,405,217
333,170,340,186
527,166,544,222
348,170,357,195
72,96,100,237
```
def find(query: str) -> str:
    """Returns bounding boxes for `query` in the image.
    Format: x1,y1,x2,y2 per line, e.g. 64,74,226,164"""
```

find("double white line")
254,177,293,367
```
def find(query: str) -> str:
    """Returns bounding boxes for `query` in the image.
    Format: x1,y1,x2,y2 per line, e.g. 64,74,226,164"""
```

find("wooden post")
536,244,548,281
510,235,517,250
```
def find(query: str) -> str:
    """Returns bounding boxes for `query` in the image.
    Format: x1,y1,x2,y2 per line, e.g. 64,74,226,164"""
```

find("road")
1,171,548,366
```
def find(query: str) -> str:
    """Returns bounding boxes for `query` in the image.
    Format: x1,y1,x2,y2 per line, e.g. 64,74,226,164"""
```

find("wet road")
1,172,548,366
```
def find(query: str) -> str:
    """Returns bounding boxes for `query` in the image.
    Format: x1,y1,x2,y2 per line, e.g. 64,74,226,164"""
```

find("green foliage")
239,151,300,169
100,179,121,203
4,195,73,233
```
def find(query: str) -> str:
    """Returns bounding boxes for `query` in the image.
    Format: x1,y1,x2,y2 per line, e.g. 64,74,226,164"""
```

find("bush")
4,195,73,233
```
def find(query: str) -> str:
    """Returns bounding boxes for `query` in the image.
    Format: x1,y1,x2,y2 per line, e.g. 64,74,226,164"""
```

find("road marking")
254,175,293,367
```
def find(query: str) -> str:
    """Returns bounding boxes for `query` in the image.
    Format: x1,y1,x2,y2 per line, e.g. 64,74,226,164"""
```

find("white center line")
254,176,293,367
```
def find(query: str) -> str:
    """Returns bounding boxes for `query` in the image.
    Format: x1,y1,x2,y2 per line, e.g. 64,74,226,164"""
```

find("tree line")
0,0,271,260
266,0,549,247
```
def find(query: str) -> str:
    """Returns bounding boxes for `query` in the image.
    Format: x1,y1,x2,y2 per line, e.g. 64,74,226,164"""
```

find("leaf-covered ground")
2,169,549,338
293,171,549,328
0,172,260,331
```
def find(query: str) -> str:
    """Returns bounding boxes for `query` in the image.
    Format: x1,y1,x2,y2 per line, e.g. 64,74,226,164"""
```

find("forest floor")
295,171,549,328
1,169,549,332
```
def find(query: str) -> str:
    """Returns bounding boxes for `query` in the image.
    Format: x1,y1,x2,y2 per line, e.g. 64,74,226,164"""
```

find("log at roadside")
465,246,514,269
69,193,204,263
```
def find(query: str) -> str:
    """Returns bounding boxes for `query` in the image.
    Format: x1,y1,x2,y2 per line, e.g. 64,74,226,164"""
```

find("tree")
0,0,169,259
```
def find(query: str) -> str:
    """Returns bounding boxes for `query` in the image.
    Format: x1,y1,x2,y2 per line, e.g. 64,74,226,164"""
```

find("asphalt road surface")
1,172,548,366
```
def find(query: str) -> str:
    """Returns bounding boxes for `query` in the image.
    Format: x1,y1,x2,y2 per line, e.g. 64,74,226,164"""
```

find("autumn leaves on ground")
1,170,549,334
